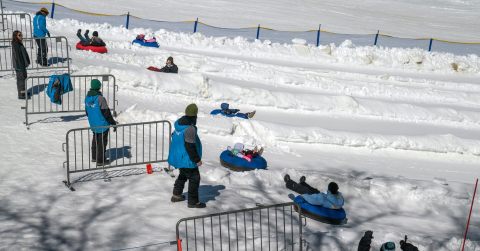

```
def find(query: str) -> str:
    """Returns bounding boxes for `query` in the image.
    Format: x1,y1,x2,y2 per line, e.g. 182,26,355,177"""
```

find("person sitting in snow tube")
210,103,256,119
284,175,346,224
76,29,107,53
132,34,159,48
147,56,178,73
220,143,267,171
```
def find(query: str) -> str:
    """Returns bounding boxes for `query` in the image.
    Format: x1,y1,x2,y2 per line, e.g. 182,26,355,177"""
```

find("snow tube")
219,150,267,171
293,195,347,225
76,42,108,54
132,39,159,48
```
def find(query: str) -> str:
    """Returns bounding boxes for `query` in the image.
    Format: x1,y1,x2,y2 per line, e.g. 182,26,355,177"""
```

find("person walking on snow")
85,79,117,166
284,175,344,209
168,103,205,208
11,30,30,99
33,7,50,66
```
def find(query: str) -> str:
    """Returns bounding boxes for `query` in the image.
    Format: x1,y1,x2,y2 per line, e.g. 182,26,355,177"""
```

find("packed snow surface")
0,5,479,251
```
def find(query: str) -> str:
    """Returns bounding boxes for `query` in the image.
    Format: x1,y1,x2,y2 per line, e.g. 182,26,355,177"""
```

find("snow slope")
0,10,479,251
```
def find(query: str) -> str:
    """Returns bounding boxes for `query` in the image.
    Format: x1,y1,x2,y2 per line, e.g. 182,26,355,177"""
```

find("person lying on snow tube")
211,103,256,119
76,29,107,53
284,175,346,224
220,143,267,171
147,56,178,73
132,34,159,48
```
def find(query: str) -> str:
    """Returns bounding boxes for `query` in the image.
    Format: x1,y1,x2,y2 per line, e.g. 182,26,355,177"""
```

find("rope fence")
3,0,479,56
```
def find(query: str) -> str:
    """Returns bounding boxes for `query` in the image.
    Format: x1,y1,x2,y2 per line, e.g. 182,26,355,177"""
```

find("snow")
0,2,479,251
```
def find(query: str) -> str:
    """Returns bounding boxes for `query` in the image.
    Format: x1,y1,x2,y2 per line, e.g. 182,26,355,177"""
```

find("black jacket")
12,41,30,71
90,37,106,47
177,116,201,163
160,64,178,73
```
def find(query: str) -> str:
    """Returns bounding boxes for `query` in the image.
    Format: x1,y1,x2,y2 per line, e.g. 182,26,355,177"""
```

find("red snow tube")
76,42,108,54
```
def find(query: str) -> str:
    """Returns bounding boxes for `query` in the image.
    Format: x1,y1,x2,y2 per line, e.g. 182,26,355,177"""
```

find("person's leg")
235,113,249,119
84,30,90,42
284,175,314,194
299,176,320,194
39,38,48,66
91,132,97,161
173,168,188,196
99,131,109,163
187,168,201,205
16,70,27,98
34,38,41,64
76,32,87,43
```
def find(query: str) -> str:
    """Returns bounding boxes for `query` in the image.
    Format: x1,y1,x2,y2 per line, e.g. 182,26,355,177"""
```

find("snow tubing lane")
293,195,346,225
76,42,108,54
132,39,159,48
219,150,267,171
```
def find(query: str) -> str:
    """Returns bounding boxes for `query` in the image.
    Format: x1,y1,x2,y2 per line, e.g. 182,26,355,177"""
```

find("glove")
113,126,117,132
47,32,51,37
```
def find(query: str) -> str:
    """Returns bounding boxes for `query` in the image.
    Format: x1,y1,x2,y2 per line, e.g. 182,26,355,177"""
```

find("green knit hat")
91,79,101,90
185,103,198,116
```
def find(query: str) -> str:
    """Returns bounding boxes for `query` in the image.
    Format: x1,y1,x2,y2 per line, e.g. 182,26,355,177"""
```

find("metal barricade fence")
23,74,117,126
0,35,70,72
0,13,33,45
62,120,172,191
176,203,304,251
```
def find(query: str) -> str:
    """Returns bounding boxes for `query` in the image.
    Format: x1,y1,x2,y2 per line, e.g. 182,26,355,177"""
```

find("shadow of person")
106,146,132,162
48,57,71,65
198,185,226,203
27,83,47,95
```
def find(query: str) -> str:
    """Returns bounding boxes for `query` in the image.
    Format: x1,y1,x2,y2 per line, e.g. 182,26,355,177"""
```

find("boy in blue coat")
168,104,205,208
284,175,344,209
33,7,50,66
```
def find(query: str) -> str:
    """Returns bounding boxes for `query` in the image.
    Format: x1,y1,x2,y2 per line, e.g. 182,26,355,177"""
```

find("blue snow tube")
219,150,267,171
293,195,347,225
132,39,159,48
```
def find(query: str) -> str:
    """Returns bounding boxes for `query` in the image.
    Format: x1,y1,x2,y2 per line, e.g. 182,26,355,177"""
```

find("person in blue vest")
284,175,344,209
85,79,117,166
33,7,50,66
168,103,205,208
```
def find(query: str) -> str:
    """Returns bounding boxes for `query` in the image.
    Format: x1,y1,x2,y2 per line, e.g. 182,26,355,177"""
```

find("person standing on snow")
168,103,205,208
11,30,30,99
85,79,117,166
33,7,50,66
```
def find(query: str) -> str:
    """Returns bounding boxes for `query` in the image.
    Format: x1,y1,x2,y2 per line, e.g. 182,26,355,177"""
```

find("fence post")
50,1,55,19
461,178,478,251
256,24,260,40
125,12,130,29
428,38,433,52
316,24,321,47
193,18,198,33
374,30,379,46
0,0,4,31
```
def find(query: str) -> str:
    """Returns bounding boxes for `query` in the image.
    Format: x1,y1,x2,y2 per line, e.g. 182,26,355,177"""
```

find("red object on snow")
146,164,153,174
147,66,161,72
75,42,108,54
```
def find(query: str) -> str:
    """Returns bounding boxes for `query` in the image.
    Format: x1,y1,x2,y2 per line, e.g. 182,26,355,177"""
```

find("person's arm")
98,96,116,125
172,65,178,73
184,126,201,164
301,193,325,206
158,65,167,72
41,16,49,36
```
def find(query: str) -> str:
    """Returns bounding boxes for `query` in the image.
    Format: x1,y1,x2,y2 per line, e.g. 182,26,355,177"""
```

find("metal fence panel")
63,120,172,191
176,203,303,251
23,74,117,126
0,13,33,45
0,35,70,72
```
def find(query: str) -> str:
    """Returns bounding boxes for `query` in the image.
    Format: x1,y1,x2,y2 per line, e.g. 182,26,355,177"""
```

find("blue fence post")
125,12,130,29
374,30,379,45
50,1,55,19
256,24,260,40
316,24,322,47
193,18,198,33
428,38,433,51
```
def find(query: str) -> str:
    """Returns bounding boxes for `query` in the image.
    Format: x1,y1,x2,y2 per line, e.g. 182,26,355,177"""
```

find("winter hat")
328,182,339,194
90,79,102,90
92,31,99,37
363,230,373,239
40,7,49,14
167,56,174,63
380,242,396,251
185,103,198,116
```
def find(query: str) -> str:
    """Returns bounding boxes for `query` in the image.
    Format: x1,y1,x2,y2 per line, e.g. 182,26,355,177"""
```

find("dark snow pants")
92,131,109,164
15,70,27,98
286,179,319,195
34,38,48,66
173,168,200,205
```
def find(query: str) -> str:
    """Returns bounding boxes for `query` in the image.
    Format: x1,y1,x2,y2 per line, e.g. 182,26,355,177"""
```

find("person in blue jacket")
85,79,117,166
284,175,344,209
33,7,50,66
168,103,205,208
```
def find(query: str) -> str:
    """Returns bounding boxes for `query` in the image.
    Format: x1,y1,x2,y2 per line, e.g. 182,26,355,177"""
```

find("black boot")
171,194,186,202
188,202,206,208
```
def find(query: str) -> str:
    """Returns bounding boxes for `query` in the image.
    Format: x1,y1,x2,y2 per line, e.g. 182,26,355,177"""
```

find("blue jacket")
46,74,73,104
168,120,202,168
302,191,344,209
33,13,49,38
85,94,110,133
